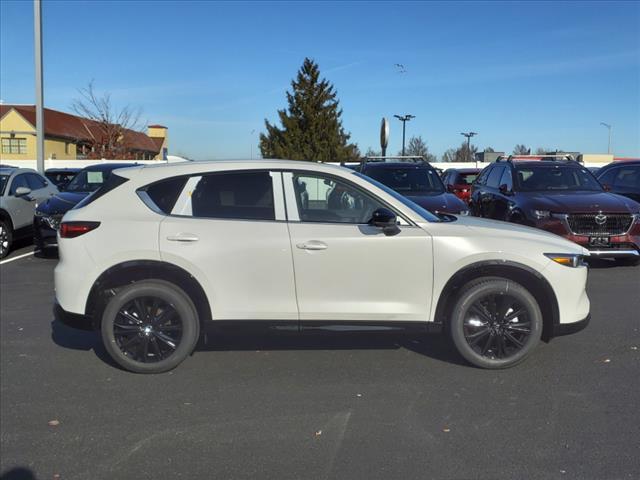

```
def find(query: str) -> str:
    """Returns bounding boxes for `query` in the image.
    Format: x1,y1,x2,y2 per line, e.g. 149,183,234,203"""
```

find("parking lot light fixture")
460,132,477,162
394,114,415,156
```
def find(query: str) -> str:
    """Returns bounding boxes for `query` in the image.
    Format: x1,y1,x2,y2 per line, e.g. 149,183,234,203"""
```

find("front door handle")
166,233,199,243
296,241,328,251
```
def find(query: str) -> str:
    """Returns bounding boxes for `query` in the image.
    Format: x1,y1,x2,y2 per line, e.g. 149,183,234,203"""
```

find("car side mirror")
15,186,32,197
602,183,611,192
499,184,513,195
447,184,455,193
369,208,400,236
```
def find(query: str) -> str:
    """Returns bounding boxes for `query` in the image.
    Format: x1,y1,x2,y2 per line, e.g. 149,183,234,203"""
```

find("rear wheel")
448,277,543,369
101,280,200,373
0,220,12,259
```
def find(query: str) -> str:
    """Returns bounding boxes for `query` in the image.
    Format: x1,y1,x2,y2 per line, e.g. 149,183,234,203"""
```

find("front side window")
613,166,640,188
9,174,29,195
26,173,47,190
1,138,27,154
292,173,385,224
486,165,505,188
515,165,603,192
499,167,513,190
171,171,275,221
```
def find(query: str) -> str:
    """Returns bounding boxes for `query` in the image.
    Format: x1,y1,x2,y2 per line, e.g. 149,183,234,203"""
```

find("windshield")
366,167,445,194
516,165,603,192
354,172,440,222
0,174,8,195
64,169,113,193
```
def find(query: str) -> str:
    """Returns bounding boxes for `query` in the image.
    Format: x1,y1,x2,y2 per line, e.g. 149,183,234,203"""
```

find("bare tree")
442,148,457,162
71,80,143,159
400,136,437,162
484,147,495,153
513,144,530,155
364,147,382,157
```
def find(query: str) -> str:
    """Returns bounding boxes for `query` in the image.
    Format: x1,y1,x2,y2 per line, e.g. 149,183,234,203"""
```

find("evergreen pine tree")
259,58,360,162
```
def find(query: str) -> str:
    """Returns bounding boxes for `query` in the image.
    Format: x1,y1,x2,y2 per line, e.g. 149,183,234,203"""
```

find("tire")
448,277,543,369
0,219,12,259
101,280,200,373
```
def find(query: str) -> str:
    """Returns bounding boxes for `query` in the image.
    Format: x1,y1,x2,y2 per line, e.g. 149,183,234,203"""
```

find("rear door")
283,170,433,322
157,170,298,321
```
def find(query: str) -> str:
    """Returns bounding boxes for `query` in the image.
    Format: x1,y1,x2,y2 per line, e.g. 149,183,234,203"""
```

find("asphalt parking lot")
1,247,639,480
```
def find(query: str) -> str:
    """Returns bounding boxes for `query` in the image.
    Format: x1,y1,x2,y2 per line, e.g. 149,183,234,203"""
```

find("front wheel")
101,280,200,373
448,277,543,369
0,220,12,259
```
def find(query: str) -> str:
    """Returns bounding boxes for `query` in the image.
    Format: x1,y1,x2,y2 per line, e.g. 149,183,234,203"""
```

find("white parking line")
0,251,35,265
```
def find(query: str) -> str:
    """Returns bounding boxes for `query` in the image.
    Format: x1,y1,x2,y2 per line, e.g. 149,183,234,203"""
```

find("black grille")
567,213,633,236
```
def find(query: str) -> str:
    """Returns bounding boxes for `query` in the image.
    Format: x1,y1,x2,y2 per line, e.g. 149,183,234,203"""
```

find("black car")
45,168,81,190
469,156,640,262
596,160,640,203
34,163,135,255
358,161,468,215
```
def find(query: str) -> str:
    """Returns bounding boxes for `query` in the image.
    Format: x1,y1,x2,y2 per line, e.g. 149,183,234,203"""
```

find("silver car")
0,166,58,258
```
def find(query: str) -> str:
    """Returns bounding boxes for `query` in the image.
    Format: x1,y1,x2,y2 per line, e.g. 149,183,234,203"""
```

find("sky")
1,0,639,160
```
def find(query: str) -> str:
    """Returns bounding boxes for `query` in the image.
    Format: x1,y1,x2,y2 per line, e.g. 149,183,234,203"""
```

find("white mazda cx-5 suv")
54,160,590,373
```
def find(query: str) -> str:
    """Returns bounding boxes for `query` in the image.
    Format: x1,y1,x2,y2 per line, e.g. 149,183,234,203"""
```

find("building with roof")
0,105,168,161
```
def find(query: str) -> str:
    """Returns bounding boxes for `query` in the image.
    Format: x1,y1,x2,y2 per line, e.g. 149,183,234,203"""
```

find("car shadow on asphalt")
585,258,638,269
50,319,467,369
0,467,39,480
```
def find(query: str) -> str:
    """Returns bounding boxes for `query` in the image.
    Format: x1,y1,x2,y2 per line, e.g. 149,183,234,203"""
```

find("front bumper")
553,313,590,336
54,301,98,331
534,217,640,258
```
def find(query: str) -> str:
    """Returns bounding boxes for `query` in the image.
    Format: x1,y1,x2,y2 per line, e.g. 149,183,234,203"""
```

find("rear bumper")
553,313,590,336
53,301,97,331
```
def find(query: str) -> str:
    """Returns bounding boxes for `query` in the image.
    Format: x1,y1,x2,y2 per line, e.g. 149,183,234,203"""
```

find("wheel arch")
0,208,14,228
85,260,212,329
434,260,559,341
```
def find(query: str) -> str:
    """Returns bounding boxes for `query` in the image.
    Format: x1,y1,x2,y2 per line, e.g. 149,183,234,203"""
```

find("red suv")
442,168,481,203
469,156,640,265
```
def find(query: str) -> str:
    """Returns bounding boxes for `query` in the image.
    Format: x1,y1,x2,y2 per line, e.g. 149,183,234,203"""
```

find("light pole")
34,0,45,173
394,114,415,156
600,122,612,154
460,132,477,162
250,129,255,159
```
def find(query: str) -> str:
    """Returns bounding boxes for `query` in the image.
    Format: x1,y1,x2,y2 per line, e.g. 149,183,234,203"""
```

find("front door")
283,171,433,322
158,170,297,321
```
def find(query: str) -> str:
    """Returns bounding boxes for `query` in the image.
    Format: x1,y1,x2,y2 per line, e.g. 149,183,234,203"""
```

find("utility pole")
34,0,45,173
460,132,477,162
394,114,415,156
600,122,612,154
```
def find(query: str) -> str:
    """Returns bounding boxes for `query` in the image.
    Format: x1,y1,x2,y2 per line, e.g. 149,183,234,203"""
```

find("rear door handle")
166,233,199,242
296,241,328,251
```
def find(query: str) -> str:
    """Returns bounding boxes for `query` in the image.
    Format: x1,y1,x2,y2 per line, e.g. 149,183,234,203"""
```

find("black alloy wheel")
463,293,531,360
101,280,200,373
449,277,542,369
114,296,183,363
0,220,12,259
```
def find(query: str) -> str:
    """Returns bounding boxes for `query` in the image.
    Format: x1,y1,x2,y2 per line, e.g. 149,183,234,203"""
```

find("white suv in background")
54,160,591,373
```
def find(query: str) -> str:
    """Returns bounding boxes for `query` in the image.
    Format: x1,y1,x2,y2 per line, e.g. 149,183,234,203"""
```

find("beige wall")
0,109,76,160
148,126,168,160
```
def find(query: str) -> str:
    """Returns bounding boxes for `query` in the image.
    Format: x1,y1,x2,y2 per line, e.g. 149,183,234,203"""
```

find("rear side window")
613,166,640,188
144,176,188,214
170,171,275,221
486,165,505,188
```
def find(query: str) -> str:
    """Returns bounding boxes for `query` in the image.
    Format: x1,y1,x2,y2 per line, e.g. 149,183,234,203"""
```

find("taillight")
59,221,100,238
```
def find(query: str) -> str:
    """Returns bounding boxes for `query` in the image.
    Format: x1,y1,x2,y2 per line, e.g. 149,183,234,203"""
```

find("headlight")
533,210,551,219
544,253,585,268
459,209,470,216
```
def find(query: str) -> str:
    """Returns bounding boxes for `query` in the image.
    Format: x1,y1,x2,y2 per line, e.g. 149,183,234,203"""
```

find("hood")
405,192,467,214
525,191,639,213
452,215,587,255
36,191,90,215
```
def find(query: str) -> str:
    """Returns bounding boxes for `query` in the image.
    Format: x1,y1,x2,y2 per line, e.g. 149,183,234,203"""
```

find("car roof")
45,167,81,172
509,160,583,168
0,166,38,175
446,168,481,173
599,160,640,170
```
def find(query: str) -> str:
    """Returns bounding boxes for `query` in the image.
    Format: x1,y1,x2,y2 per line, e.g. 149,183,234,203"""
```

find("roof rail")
360,155,427,168
496,154,577,163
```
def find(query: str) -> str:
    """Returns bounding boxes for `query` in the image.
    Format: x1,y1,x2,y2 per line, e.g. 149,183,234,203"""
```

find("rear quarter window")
143,176,189,214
